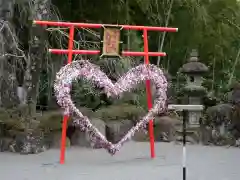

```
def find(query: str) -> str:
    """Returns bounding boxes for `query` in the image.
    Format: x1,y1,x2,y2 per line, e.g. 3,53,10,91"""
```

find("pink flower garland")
54,60,167,155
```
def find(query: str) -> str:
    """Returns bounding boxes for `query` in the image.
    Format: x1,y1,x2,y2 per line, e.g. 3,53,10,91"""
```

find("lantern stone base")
175,126,201,144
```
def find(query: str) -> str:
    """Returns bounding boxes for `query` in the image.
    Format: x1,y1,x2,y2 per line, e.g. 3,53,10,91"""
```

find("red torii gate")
33,20,178,164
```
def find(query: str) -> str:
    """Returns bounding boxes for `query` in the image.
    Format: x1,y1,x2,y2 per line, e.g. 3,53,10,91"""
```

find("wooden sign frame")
100,25,123,58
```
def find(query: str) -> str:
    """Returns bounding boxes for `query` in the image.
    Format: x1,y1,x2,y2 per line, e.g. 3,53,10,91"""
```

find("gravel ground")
0,142,239,180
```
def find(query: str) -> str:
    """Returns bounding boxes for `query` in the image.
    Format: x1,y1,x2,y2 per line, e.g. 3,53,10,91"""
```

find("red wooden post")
143,28,155,158
60,25,75,164
33,20,177,164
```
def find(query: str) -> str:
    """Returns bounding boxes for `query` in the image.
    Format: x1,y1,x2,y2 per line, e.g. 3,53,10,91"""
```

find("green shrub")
38,106,94,131
38,110,63,131
93,103,146,121
0,106,33,131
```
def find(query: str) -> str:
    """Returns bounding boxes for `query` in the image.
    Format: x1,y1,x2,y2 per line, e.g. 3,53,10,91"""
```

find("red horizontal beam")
33,20,178,32
122,51,166,56
49,49,167,56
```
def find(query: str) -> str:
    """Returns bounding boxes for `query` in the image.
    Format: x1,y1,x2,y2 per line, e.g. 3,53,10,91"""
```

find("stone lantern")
180,49,208,141
163,71,175,104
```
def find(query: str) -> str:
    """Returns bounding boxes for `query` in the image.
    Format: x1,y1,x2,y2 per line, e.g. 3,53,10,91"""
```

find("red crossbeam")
49,49,166,56
34,20,178,32
34,20,177,164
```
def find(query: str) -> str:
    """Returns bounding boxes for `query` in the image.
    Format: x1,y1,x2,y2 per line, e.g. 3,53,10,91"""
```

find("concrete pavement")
0,142,239,180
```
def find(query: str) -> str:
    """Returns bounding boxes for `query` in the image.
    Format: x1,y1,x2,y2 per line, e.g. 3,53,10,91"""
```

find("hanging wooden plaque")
100,25,123,58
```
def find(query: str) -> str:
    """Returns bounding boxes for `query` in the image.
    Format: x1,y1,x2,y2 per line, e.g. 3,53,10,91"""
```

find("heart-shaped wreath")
54,60,167,155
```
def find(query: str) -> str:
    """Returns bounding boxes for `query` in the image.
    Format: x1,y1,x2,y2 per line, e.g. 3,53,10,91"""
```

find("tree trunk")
8,0,52,154
24,0,50,116
0,0,19,108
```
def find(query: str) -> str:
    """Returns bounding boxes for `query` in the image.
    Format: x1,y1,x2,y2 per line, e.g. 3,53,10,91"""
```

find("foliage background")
49,0,240,107
1,0,240,122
